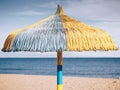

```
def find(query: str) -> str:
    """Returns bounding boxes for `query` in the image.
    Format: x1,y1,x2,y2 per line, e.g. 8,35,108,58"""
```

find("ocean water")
0,58,120,78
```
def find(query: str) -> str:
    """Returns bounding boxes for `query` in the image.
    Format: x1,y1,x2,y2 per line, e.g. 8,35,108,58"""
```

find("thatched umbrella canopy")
2,5,117,52
2,5,117,90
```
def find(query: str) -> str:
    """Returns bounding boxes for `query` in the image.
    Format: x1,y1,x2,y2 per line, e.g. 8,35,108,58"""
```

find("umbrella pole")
57,51,62,90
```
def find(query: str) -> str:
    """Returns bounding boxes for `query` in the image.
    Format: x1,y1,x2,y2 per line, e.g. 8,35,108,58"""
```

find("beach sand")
0,74,120,90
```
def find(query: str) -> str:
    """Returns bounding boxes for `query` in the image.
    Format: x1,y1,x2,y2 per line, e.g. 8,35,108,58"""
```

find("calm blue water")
0,58,120,78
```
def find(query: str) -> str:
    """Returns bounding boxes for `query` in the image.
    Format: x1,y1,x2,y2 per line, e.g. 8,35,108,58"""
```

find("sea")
0,58,120,78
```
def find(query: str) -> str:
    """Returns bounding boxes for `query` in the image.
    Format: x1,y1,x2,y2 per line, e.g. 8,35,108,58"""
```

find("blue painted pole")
57,51,62,90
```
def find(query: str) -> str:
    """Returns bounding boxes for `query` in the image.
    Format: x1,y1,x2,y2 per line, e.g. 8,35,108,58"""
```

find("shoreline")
0,74,120,90
0,73,119,79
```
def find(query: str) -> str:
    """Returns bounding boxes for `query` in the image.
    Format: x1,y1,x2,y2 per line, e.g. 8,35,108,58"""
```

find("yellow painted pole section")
57,85,62,90
57,51,62,90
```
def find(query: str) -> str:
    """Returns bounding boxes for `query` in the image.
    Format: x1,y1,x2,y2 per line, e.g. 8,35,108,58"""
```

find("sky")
0,0,120,57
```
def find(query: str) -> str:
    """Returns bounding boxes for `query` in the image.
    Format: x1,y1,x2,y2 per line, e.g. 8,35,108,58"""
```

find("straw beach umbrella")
2,5,117,90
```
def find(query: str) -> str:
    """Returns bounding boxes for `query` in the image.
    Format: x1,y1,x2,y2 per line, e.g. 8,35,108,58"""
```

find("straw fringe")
2,15,55,51
61,14,117,51
11,14,66,52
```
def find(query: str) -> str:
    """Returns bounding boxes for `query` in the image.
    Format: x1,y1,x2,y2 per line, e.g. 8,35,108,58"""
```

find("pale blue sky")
0,0,120,57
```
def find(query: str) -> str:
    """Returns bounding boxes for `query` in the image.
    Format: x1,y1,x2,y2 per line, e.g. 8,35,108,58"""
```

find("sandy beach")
0,74,120,90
